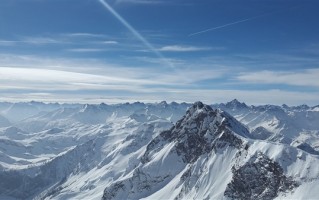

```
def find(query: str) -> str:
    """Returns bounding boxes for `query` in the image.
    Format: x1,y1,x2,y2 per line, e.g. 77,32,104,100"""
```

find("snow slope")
214,99,319,154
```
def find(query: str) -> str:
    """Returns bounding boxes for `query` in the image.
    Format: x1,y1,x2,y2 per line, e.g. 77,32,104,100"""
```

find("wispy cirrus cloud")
114,0,189,6
158,45,212,52
115,0,167,5
102,40,118,44
0,36,66,46
0,40,19,46
66,48,107,52
62,33,107,38
0,67,162,93
0,52,318,105
21,36,64,45
0,33,118,47
236,69,319,88
0,53,226,90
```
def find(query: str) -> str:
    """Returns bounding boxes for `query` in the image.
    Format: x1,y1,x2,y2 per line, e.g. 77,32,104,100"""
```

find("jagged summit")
186,101,212,114
143,102,249,164
182,101,250,138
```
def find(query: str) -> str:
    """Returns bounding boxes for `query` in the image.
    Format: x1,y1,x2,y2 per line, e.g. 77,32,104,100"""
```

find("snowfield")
0,100,318,199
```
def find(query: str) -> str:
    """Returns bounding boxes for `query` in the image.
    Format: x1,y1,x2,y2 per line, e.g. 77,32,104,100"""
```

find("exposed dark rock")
102,182,126,200
225,152,299,200
251,126,273,140
296,143,319,155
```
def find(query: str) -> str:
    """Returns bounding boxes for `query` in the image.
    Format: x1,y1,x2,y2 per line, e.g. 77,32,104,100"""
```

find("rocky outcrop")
142,102,247,164
225,152,298,200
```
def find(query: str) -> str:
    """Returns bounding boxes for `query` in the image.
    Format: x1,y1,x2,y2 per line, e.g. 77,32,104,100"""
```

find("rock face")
296,143,319,155
142,102,247,164
225,152,298,200
251,126,273,140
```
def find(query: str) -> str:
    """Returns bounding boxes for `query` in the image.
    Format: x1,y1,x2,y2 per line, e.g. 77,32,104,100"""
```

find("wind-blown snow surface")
0,101,318,199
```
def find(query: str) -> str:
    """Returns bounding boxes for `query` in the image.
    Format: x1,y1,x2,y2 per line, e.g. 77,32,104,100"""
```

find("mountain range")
0,100,318,199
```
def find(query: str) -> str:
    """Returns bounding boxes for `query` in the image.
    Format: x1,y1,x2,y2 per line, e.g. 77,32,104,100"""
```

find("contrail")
98,0,174,68
189,13,270,37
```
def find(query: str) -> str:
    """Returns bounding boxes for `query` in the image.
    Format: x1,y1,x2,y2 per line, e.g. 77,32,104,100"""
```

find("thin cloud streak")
102,41,118,44
189,13,270,36
0,37,65,46
0,67,161,86
115,0,165,5
158,45,211,52
66,48,107,52
237,69,319,88
0,66,225,90
98,0,174,68
63,33,107,38
0,40,19,46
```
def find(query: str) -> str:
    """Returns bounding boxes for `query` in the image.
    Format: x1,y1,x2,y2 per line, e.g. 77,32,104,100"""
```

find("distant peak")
228,99,242,105
232,99,240,103
282,104,289,109
225,99,248,109
81,104,100,112
159,101,168,105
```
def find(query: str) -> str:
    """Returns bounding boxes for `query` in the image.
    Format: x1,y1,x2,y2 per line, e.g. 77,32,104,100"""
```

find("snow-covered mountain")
0,101,319,199
214,99,319,155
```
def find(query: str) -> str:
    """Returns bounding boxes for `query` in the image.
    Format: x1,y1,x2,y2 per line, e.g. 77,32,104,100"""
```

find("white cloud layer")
0,54,227,91
1,89,317,106
0,53,318,106
237,69,319,88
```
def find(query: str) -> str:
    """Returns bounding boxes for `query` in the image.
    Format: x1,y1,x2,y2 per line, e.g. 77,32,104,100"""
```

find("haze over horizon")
0,0,318,105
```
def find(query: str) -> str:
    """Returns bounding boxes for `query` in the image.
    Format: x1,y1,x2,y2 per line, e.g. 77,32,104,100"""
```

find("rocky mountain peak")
142,102,247,164
186,101,212,114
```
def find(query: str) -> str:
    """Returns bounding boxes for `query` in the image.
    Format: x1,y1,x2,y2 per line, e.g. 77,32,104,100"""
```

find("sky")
0,0,319,105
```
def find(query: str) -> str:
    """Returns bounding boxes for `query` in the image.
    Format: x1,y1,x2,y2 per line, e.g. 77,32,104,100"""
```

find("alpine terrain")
0,101,318,200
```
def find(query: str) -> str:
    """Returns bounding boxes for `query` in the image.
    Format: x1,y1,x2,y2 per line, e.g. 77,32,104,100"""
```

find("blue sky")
0,0,319,105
